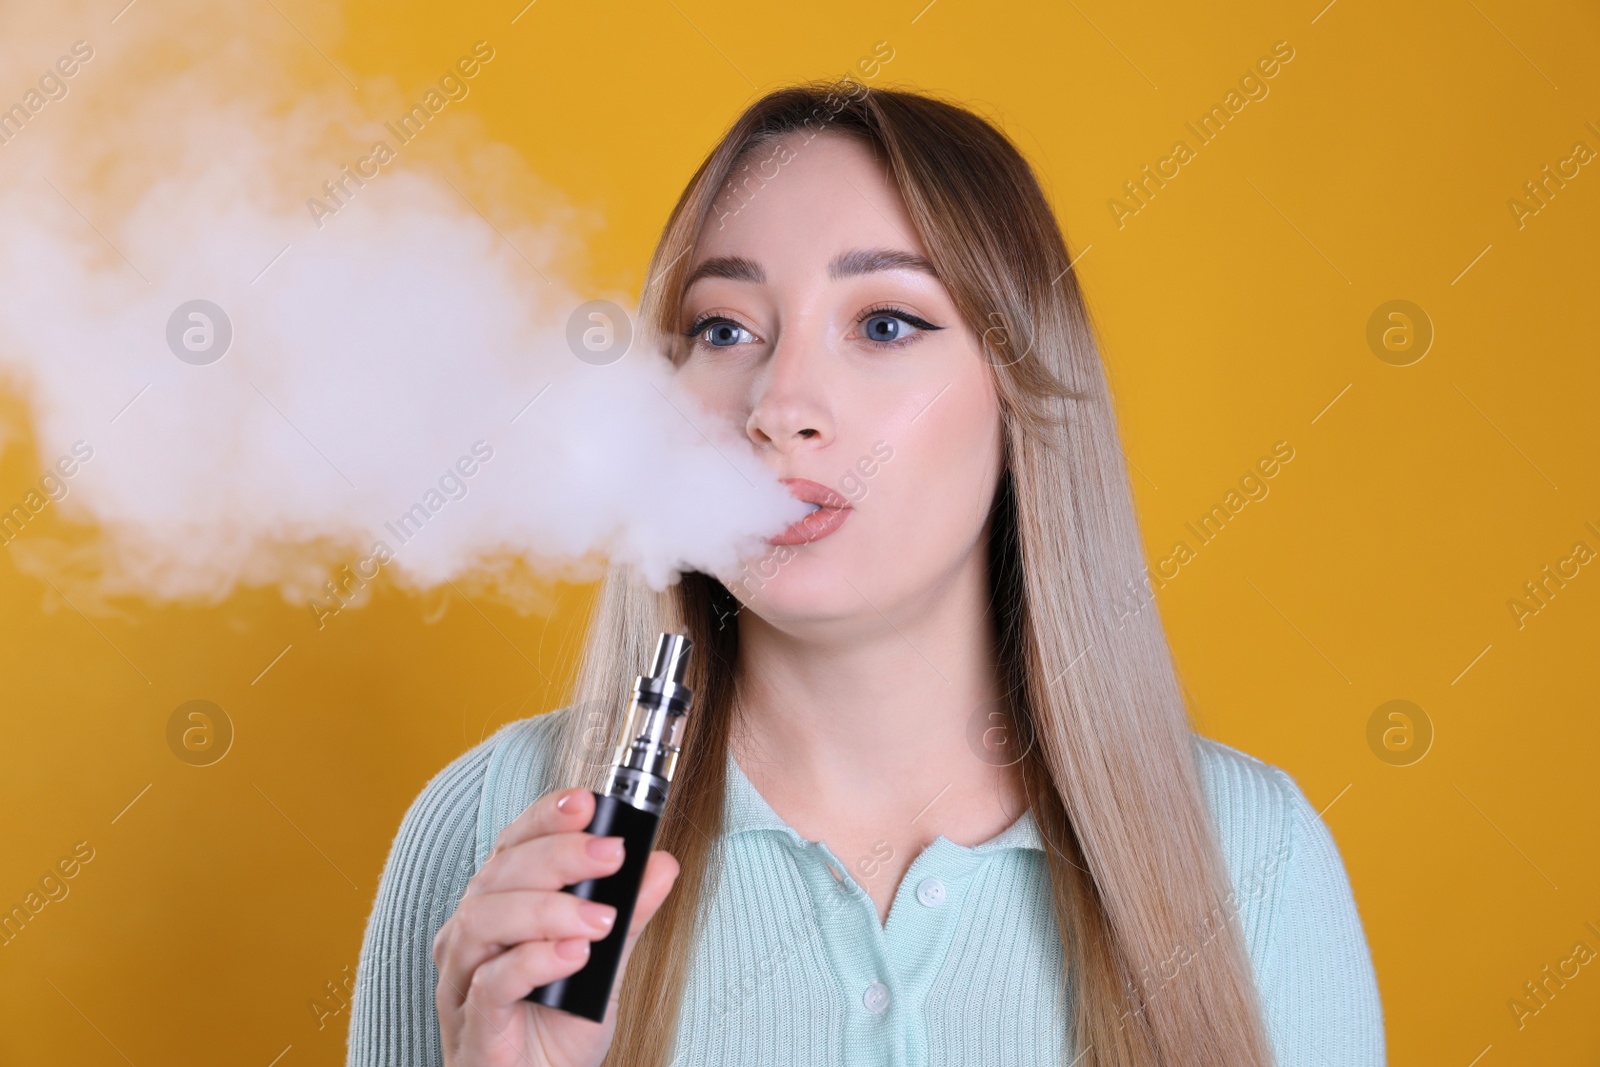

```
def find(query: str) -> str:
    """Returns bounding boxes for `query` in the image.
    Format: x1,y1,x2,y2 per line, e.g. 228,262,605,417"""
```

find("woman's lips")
769,477,852,546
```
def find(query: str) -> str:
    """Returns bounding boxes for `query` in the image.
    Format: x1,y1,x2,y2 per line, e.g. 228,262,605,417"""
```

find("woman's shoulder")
1189,734,1371,971
1190,733,1303,851
1188,736,1326,951
390,705,575,872
1190,736,1387,1059
349,707,577,1063
471,705,576,866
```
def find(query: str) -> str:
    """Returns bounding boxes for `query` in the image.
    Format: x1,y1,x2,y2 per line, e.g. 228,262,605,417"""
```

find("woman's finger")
434,888,617,996
464,934,597,1013
488,786,595,858
466,826,626,899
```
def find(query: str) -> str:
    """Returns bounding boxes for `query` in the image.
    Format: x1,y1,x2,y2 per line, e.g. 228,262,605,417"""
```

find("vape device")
526,632,694,1022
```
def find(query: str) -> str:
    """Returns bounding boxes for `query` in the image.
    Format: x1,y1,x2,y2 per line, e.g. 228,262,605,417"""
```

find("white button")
916,876,946,907
863,980,890,1014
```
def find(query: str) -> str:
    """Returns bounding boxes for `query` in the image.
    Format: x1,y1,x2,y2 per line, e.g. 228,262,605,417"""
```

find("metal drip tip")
649,633,692,685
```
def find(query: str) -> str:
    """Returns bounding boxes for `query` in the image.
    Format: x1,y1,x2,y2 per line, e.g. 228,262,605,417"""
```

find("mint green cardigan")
346,705,1384,1065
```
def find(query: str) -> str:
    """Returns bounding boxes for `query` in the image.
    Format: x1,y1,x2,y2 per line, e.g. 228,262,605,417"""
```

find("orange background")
2,0,1597,1063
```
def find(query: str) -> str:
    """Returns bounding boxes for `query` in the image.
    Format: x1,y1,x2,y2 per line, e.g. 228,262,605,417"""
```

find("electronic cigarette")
526,631,694,1022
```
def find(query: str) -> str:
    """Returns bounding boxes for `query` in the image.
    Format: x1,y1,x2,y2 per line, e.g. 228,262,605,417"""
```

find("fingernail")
555,937,589,960
587,835,624,861
579,900,616,931
556,790,579,813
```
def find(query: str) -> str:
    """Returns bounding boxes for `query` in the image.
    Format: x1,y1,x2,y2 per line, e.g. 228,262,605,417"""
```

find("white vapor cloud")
0,1,804,610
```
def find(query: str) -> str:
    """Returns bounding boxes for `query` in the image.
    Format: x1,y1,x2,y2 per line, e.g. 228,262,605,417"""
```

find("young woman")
348,80,1384,1067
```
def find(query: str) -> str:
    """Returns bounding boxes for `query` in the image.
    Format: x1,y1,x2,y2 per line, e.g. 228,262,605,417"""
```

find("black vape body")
525,792,661,1022
525,632,693,1024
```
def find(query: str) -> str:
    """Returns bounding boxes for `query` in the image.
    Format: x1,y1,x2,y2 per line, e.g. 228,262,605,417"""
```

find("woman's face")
675,130,1004,632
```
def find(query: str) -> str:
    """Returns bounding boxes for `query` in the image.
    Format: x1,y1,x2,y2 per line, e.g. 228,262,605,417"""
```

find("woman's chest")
816,828,929,927
668,835,1071,1067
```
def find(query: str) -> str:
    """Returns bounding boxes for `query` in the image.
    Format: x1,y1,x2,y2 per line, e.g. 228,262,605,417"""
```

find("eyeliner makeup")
526,632,694,1022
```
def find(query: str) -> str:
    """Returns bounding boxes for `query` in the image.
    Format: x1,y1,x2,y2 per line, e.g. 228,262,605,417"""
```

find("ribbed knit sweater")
346,705,1384,1065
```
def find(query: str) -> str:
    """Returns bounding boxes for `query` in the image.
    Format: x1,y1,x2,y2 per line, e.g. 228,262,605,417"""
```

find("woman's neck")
726,547,1029,852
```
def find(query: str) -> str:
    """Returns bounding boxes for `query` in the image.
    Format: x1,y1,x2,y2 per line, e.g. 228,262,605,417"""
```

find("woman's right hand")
433,786,681,1067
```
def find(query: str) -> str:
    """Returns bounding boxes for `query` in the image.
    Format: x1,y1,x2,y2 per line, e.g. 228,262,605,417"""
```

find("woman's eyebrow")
828,247,937,280
683,255,763,289
682,247,937,291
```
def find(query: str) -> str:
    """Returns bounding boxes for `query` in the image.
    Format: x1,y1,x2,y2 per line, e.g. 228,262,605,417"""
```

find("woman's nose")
745,336,834,452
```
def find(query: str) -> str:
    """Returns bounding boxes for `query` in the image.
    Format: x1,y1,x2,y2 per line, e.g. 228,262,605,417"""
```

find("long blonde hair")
546,79,1276,1067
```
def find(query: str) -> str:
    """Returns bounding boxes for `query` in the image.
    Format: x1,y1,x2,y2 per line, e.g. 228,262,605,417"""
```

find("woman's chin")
720,556,868,627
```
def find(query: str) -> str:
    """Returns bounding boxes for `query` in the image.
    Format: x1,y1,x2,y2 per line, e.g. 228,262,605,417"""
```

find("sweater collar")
721,748,1045,854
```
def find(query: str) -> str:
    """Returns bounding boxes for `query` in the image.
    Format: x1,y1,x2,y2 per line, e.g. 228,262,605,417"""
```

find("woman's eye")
862,313,919,343
858,307,941,347
688,318,756,348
